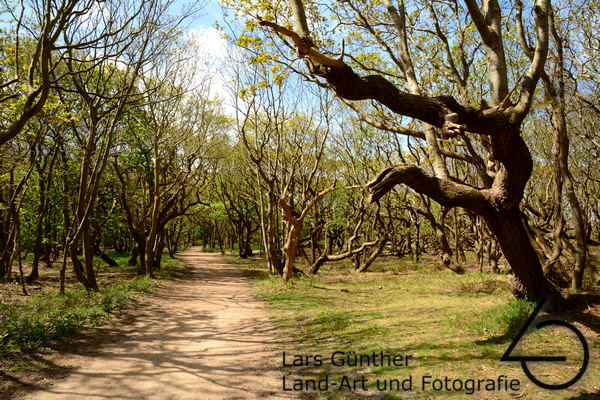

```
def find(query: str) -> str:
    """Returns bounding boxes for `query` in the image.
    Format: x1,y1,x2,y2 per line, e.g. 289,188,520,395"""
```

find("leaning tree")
247,0,567,308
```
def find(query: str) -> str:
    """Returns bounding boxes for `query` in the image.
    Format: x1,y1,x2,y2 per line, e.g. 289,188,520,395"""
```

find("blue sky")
199,0,223,27
181,0,223,30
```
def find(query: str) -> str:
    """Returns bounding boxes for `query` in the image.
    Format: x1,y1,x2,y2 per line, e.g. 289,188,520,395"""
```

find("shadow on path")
10,248,291,400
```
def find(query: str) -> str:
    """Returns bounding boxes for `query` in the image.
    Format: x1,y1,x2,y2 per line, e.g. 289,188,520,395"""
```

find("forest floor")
2,248,289,400
2,250,599,400
231,254,600,400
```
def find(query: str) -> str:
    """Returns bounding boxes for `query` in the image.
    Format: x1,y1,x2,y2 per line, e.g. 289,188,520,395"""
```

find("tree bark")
357,236,388,272
282,219,302,281
128,245,139,266
94,242,118,267
484,208,564,307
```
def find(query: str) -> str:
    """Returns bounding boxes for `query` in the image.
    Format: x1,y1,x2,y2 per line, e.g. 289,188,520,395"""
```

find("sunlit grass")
243,258,599,400
0,256,180,357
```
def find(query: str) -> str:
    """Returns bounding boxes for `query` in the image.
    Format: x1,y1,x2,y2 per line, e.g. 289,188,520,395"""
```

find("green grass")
0,256,180,357
93,252,179,275
225,256,266,270
17,251,131,268
247,261,599,400
103,251,131,266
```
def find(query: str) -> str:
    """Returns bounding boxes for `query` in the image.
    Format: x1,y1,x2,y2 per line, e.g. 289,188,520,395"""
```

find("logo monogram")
501,298,589,390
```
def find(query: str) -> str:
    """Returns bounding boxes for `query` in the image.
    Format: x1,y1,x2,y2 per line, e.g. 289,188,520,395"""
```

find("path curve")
24,248,288,400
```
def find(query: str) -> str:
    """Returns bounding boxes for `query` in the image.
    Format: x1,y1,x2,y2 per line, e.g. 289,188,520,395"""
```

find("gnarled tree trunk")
484,208,563,307
261,0,566,308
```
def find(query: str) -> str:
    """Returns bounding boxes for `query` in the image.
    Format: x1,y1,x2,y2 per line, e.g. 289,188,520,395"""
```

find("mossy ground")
231,255,600,400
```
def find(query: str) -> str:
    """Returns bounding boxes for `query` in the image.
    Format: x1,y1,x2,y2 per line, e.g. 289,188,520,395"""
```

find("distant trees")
115,43,228,276
1,0,598,306
235,75,337,277
0,0,218,290
216,147,260,259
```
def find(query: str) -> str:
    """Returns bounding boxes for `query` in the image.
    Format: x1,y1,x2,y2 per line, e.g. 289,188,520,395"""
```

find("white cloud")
186,26,235,115
188,26,228,63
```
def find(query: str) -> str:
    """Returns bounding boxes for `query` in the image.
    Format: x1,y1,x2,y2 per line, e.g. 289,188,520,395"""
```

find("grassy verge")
0,255,180,357
243,258,599,400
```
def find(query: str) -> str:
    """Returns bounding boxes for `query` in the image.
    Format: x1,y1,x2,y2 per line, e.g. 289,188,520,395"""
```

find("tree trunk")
69,240,93,290
311,256,327,274
28,150,56,283
310,228,318,264
310,233,332,274
128,245,139,266
145,198,160,276
94,242,118,267
14,211,28,296
282,221,301,281
154,234,164,270
266,193,283,274
28,205,45,282
82,223,99,290
59,246,68,294
137,239,147,275
0,230,15,282
242,221,253,258
484,208,565,308
413,223,419,263
352,252,361,270
547,11,588,290
422,206,463,273
357,236,387,272
237,225,247,259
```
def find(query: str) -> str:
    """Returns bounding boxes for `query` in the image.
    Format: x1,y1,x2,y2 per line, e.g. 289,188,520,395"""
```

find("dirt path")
22,249,289,400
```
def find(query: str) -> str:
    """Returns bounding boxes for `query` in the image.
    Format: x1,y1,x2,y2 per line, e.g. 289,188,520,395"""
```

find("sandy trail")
23,249,289,400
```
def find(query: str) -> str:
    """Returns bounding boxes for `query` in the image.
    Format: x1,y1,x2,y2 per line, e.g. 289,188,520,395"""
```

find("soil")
2,248,291,400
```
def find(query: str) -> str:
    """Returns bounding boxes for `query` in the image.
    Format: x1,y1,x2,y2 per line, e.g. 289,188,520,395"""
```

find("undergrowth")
0,257,179,356
244,258,598,400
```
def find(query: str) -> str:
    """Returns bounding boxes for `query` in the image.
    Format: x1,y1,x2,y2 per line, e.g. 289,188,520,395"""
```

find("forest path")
23,248,287,400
